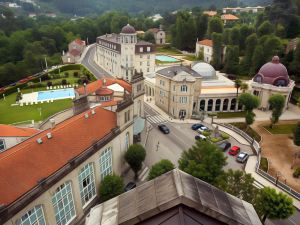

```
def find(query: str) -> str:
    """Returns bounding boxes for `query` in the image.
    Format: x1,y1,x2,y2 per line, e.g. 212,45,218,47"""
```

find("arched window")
199,100,205,111
52,182,76,225
254,75,263,83
78,163,96,207
274,79,287,87
180,85,187,92
99,147,112,180
223,99,229,111
16,205,46,225
125,132,130,150
230,98,237,111
207,99,213,111
215,99,221,111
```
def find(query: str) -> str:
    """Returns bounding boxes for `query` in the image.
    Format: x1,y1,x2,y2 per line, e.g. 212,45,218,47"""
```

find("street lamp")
3,94,5,101
156,141,159,151
275,171,282,186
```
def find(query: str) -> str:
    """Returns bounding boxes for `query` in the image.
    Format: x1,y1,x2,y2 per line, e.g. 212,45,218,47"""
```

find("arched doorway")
199,100,205,111
223,99,229,111
230,98,236,111
207,99,213,111
215,99,221,111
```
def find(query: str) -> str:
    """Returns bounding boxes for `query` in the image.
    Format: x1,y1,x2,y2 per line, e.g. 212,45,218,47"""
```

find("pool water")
156,55,179,62
37,88,75,101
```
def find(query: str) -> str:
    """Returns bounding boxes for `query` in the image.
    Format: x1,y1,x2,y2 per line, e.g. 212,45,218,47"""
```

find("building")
148,25,166,45
95,24,156,82
85,169,262,225
0,125,39,152
249,56,295,111
62,39,86,64
154,63,240,119
223,6,265,14
286,38,299,54
203,10,217,17
221,14,239,25
195,39,213,63
148,14,163,22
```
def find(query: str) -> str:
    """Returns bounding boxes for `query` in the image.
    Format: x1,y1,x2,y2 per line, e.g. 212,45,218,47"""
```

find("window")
215,99,221,111
173,85,176,91
254,75,263,83
179,96,188,104
173,96,175,102
160,90,165,97
207,99,213,111
0,139,5,152
100,96,110,102
199,100,205,111
147,68,149,72
99,147,112,180
78,163,96,207
147,61,150,66
147,47,150,52
180,85,187,92
52,182,76,225
147,55,150,59
125,132,130,150
159,80,165,86
16,205,46,225
124,110,130,123
140,47,143,52
137,84,142,92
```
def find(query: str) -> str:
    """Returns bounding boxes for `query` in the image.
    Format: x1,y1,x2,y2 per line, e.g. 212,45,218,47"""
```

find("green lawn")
259,157,268,172
156,46,182,55
217,111,246,118
263,124,297,134
0,87,72,124
183,55,199,61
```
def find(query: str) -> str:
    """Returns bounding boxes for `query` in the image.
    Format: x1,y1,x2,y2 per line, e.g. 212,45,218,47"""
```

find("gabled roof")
148,28,160,33
221,14,239,20
69,48,81,57
76,79,132,95
0,107,117,205
0,125,39,137
198,39,213,47
73,39,86,46
86,169,261,225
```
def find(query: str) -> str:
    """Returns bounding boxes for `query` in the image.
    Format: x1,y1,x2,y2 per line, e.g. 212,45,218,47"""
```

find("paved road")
81,44,112,79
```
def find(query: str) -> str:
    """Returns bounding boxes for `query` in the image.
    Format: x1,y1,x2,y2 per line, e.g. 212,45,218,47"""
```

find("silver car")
236,152,249,163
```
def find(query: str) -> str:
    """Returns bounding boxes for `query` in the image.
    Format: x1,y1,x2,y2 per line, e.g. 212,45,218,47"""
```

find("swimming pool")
37,88,75,101
156,55,180,62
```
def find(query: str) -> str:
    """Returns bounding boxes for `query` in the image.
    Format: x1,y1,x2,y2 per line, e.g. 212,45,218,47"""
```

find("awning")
133,117,145,135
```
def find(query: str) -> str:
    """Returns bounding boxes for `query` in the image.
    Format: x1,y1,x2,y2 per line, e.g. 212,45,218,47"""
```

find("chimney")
50,118,55,129
46,132,52,139
91,109,96,115
85,113,89,119
102,79,107,88
36,138,43,144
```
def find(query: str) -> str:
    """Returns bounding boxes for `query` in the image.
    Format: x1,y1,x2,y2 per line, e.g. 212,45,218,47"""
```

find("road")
81,44,112,79
143,102,252,170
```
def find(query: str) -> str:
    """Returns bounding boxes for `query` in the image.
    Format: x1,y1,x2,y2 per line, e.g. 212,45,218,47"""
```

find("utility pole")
44,57,48,70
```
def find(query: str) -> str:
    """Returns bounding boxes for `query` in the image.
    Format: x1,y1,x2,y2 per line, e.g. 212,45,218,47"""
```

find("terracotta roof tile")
221,14,239,20
69,48,81,57
198,39,213,47
0,107,117,205
73,39,86,46
0,125,39,137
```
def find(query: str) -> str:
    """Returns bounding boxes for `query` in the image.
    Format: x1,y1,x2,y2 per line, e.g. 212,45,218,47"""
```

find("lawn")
259,157,269,172
263,124,297,134
0,87,72,124
217,111,246,118
156,46,182,55
183,55,199,61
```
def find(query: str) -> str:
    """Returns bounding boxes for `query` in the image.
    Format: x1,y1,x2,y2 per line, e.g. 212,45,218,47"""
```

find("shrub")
202,131,211,137
293,167,300,178
73,71,79,77
86,73,91,80
99,174,124,202
221,133,230,140
77,79,82,85
211,137,222,143
61,79,67,85
125,144,146,178
47,81,52,87
259,157,269,172
16,92,22,102
64,72,69,78
148,159,175,180
52,74,61,79
41,74,50,81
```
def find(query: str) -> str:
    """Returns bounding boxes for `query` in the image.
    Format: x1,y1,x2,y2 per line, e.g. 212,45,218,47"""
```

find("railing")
215,122,300,201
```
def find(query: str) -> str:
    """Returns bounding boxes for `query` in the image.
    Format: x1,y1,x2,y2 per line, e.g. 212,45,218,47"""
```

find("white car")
195,134,207,141
197,126,209,133
236,152,249,163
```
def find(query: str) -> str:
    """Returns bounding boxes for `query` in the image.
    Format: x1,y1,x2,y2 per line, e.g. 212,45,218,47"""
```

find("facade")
155,63,240,119
203,11,217,17
195,39,213,63
86,169,262,225
95,24,155,82
221,14,239,25
62,39,86,64
148,25,166,45
223,6,265,14
250,56,295,110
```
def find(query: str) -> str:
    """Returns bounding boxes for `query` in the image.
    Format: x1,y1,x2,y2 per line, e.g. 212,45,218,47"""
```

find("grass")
156,46,182,55
183,55,199,61
230,122,261,142
217,111,246,118
263,124,297,134
259,157,268,172
0,87,72,124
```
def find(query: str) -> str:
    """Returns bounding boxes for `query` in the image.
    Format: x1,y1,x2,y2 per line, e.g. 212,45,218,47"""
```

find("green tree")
290,42,300,77
223,28,231,45
262,35,283,62
250,45,265,74
256,187,294,223
257,21,274,37
234,79,242,100
195,14,208,41
211,32,223,69
239,24,255,51
240,82,248,93
229,27,240,46
224,45,239,75
178,140,227,184
268,94,285,128
148,159,175,180
99,174,124,202
207,17,223,38
241,33,258,74
238,93,260,128
143,31,155,44
125,144,146,179
294,122,300,146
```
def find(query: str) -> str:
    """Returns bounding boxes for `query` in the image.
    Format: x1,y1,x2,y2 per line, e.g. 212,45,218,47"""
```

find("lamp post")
3,93,5,101
156,141,159,151
275,171,282,186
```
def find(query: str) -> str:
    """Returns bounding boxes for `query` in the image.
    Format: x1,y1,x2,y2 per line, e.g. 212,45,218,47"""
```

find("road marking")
146,115,167,124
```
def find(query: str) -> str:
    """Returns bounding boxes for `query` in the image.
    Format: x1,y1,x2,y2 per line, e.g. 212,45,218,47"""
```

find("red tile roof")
73,39,86,46
95,87,114,96
198,39,213,47
76,79,132,95
69,48,81,57
0,125,39,137
221,14,239,20
0,107,117,205
148,28,159,33
203,11,217,16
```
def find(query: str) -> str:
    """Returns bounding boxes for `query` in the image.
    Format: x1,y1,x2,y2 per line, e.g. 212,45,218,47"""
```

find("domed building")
192,62,217,80
250,56,295,110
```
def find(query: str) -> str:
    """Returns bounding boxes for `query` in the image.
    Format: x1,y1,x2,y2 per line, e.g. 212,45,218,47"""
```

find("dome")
192,62,216,79
253,56,289,86
121,24,136,34
95,87,114,96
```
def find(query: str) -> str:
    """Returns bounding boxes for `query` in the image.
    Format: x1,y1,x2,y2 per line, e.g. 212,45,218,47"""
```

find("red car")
229,146,240,155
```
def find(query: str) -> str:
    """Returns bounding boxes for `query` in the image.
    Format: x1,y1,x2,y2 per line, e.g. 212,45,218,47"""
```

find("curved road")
81,44,113,79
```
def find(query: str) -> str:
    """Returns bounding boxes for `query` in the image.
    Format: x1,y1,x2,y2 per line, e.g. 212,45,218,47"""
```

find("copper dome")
253,56,289,86
121,24,136,34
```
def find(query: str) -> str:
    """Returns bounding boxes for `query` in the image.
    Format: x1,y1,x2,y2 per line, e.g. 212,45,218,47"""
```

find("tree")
211,32,223,69
293,122,300,146
229,27,240,46
256,187,294,223
241,33,258,74
216,169,258,205
257,21,273,37
195,14,208,41
148,159,175,180
234,78,242,100
224,45,239,75
240,82,248,93
207,17,223,38
290,42,300,77
238,93,260,128
125,144,146,179
250,45,265,74
143,31,155,44
178,140,227,184
99,174,124,202
268,94,285,128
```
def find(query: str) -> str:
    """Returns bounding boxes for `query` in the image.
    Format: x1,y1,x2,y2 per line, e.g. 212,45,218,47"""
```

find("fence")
216,122,300,201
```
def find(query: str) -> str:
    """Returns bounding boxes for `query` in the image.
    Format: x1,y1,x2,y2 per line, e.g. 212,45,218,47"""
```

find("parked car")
229,146,240,155
191,123,204,130
124,182,136,192
197,126,209,133
236,152,249,163
195,134,207,141
158,124,170,134
218,141,231,151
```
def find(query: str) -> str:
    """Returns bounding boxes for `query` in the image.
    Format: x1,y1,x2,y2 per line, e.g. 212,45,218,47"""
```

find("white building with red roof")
195,39,213,63
62,39,86,64
148,25,166,45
